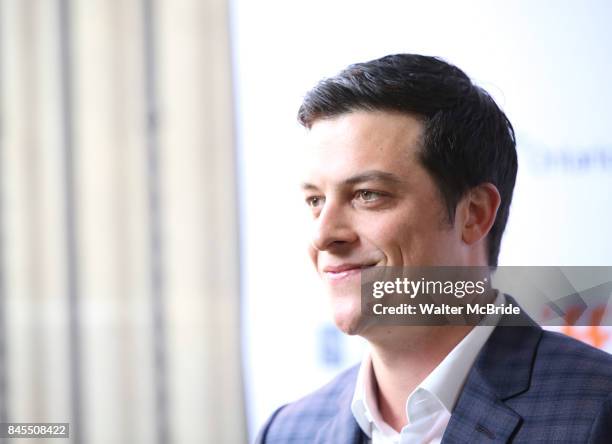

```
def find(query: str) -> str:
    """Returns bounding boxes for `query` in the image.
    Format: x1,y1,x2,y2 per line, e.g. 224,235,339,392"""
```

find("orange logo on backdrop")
562,306,610,349
544,304,611,349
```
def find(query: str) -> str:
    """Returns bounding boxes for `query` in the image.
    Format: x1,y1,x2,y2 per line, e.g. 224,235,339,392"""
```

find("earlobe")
462,183,501,245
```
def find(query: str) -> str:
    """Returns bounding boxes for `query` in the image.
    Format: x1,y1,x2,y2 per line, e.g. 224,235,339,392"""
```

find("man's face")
301,110,467,335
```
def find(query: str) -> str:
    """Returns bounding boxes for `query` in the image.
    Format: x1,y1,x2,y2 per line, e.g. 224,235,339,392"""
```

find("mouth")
322,263,378,281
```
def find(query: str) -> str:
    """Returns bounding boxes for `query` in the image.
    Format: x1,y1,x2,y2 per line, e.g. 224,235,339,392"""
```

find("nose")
310,200,358,251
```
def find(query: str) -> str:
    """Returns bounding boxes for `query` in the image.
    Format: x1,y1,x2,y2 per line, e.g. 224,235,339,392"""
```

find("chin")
329,296,365,336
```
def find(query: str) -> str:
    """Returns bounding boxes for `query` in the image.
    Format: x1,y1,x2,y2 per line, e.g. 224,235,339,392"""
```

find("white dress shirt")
351,292,504,444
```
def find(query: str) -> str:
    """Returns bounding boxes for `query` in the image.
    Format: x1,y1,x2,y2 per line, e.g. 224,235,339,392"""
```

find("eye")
305,195,325,208
355,190,383,202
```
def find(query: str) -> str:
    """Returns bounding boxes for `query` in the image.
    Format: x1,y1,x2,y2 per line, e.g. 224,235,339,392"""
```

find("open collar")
314,295,542,444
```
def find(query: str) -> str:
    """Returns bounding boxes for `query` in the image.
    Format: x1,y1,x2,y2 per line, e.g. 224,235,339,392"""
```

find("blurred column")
71,0,154,443
0,0,244,443
156,0,245,442
0,0,5,439
1,0,72,435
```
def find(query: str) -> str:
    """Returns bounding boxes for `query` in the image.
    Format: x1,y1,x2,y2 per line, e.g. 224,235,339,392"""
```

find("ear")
461,183,501,246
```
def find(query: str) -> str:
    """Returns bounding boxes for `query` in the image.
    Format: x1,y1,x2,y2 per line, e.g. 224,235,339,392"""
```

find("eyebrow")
301,170,404,190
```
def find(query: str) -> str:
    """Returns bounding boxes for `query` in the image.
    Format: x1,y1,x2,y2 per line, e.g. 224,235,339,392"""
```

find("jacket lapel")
442,367,523,443
314,405,365,444
443,300,543,443
314,369,366,444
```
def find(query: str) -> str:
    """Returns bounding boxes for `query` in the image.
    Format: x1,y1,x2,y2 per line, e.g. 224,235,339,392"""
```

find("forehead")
301,110,425,184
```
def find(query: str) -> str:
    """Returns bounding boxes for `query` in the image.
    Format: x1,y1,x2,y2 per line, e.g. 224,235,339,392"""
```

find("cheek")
361,212,416,253
360,207,448,262
307,245,318,267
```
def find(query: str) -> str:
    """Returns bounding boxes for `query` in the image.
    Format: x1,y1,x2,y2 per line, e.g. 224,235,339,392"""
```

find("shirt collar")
351,291,505,437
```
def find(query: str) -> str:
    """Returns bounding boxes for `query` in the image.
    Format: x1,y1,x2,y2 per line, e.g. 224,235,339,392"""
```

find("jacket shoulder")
535,329,612,383
256,364,359,443
504,330,612,442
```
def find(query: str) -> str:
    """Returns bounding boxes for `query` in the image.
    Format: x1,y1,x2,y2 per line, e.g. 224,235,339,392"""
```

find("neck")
367,325,473,432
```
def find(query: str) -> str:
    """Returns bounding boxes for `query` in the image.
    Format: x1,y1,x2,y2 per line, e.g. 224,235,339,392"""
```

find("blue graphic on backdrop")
318,324,345,367
518,136,612,173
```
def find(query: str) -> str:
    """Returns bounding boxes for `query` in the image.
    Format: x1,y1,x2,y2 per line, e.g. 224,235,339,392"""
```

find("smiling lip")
322,263,376,281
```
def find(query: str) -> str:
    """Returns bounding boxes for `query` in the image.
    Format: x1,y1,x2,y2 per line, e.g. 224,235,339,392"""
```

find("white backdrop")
230,0,612,439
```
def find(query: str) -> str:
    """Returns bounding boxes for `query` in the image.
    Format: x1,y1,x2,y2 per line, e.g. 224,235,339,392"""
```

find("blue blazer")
256,299,612,443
